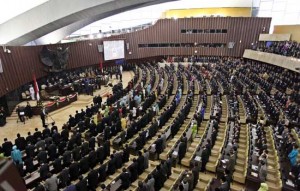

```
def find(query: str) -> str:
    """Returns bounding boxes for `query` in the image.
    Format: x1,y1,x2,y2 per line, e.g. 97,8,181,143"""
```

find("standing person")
45,173,58,191
40,106,47,127
29,85,35,100
0,107,7,126
289,144,299,167
11,146,22,164
259,161,267,182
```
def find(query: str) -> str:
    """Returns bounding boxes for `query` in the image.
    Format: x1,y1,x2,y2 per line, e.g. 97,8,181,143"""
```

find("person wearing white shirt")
29,85,35,100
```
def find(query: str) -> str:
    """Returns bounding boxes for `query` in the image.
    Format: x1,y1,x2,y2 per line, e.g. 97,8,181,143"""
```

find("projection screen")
103,40,125,61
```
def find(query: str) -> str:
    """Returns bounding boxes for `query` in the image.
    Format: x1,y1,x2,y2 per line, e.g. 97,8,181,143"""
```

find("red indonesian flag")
99,59,103,73
33,74,40,101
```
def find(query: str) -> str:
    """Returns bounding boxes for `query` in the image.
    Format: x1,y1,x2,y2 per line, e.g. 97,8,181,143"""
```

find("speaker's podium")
0,159,27,191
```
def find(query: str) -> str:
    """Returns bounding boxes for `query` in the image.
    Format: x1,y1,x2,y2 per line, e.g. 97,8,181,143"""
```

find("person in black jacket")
24,157,35,174
39,163,49,180
37,149,48,164
122,144,130,163
155,135,163,156
120,168,131,190
72,145,81,161
88,167,99,191
81,142,89,156
42,126,51,139
129,158,138,182
69,160,80,181
178,138,187,165
25,142,36,158
33,128,42,141
53,158,62,174
89,136,96,150
114,150,123,169
88,150,97,168
96,146,105,164
98,163,107,182
61,127,69,142
2,138,13,157
47,142,57,161
137,151,145,175
26,132,35,144
107,154,116,175
15,133,26,151
76,175,88,191
63,150,72,167
103,140,110,159
59,167,70,187
79,156,89,174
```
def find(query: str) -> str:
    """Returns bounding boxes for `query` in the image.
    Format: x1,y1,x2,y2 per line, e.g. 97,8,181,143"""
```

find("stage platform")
0,71,134,144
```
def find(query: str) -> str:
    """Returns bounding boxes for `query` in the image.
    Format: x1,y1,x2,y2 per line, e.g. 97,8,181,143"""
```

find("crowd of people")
256,41,300,58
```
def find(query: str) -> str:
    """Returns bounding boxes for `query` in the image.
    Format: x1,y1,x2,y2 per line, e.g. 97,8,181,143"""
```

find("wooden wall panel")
0,17,271,97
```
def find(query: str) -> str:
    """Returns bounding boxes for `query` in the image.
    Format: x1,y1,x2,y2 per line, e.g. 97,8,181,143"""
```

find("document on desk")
286,179,295,187
251,165,258,171
251,172,258,177
195,156,201,162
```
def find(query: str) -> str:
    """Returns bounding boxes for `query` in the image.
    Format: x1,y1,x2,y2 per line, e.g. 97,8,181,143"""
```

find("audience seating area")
1,56,300,191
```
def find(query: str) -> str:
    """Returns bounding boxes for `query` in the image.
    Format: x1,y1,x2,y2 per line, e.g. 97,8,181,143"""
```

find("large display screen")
103,40,125,61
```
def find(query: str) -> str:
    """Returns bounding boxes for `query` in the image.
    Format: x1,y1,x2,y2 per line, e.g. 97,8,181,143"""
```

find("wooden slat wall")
0,17,271,97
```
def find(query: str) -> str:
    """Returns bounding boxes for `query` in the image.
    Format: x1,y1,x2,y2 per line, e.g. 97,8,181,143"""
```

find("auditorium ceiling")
0,0,254,46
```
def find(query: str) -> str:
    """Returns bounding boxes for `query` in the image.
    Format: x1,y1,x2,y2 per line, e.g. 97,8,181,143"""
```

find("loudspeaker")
98,45,103,52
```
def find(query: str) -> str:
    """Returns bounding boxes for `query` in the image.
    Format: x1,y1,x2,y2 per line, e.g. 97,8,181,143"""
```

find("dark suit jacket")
63,150,72,166
87,169,98,188
88,137,96,150
47,144,57,160
96,147,105,164
42,128,51,138
68,161,80,180
79,157,89,174
2,141,13,157
25,144,36,158
40,164,50,180
61,129,69,141
37,150,48,164
76,179,88,191
88,151,97,168
107,158,116,175
98,164,107,182
59,168,70,187
33,131,42,141
53,158,62,173
72,147,81,161
24,157,34,173
15,137,26,150
120,172,131,189
26,135,35,144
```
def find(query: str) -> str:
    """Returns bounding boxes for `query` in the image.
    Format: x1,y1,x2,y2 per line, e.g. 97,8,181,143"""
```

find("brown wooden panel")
0,17,271,97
